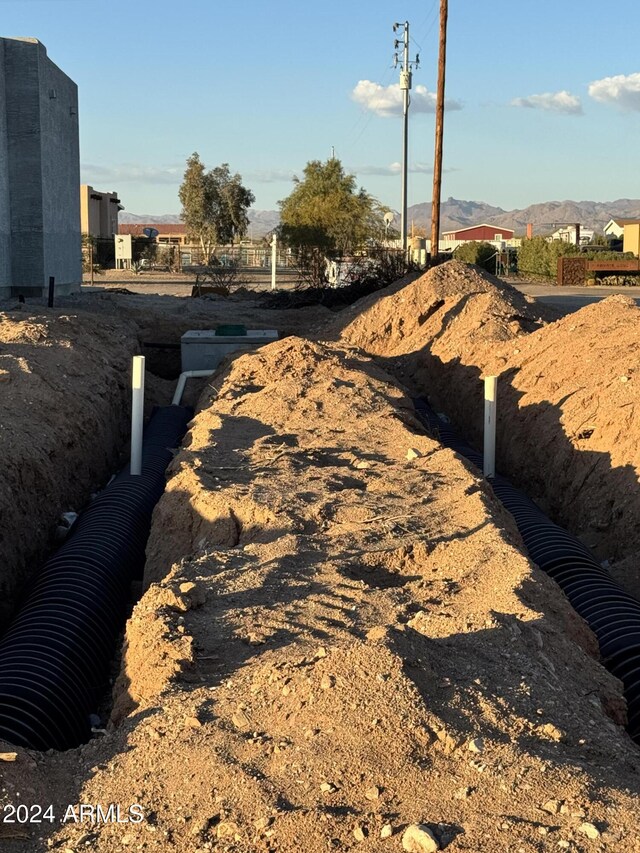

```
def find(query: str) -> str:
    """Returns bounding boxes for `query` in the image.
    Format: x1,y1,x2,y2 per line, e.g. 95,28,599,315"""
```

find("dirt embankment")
2,289,640,852
44,335,636,853
333,261,640,593
0,308,144,621
0,288,334,621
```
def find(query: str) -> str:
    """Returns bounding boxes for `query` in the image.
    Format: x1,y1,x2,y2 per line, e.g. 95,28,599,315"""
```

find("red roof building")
442,223,515,242
118,223,188,244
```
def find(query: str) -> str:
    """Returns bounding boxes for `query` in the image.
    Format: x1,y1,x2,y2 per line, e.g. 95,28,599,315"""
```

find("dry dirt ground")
1,268,640,852
329,261,640,596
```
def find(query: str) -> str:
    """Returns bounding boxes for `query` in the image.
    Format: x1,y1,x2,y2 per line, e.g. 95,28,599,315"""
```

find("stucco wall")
39,48,81,294
0,41,12,299
0,38,81,299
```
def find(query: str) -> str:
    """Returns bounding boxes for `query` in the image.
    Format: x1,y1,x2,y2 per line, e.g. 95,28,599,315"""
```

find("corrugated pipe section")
413,397,640,744
0,406,192,751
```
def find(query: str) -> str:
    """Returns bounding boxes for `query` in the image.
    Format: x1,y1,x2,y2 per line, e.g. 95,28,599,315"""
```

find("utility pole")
430,0,448,261
394,21,419,257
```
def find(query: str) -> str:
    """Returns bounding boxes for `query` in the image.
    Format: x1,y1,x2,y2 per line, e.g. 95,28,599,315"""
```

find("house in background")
80,185,123,238
604,217,640,240
623,222,640,257
551,224,593,245
118,223,188,245
442,223,515,242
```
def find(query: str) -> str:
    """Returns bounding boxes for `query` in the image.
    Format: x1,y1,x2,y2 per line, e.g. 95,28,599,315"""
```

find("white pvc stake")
130,355,145,476
271,234,277,291
483,375,498,479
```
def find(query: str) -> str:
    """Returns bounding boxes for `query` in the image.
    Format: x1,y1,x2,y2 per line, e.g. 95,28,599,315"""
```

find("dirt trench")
0,287,330,623
2,288,640,852
331,260,640,598
38,334,638,853
0,308,150,623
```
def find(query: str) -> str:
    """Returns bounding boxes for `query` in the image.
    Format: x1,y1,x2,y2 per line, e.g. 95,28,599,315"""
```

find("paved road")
509,280,640,316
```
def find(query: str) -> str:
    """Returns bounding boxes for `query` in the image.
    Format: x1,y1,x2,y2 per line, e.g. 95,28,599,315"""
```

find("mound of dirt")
485,295,640,576
2,293,640,853
71,336,638,853
332,262,640,594
326,260,553,356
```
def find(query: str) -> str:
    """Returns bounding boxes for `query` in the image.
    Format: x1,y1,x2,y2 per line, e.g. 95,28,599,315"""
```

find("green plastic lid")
215,324,247,336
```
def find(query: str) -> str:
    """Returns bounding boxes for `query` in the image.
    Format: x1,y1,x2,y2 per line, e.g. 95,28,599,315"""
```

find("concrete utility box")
181,329,279,372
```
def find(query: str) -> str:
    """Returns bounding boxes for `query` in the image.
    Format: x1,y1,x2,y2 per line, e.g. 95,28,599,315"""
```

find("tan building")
80,185,123,237
623,221,640,257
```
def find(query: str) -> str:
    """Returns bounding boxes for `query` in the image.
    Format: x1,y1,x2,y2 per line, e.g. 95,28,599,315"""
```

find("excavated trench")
0,404,192,750
0,323,193,750
414,396,640,744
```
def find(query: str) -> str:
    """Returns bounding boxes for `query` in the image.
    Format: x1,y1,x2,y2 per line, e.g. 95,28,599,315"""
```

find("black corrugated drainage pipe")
413,397,640,745
0,405,192,751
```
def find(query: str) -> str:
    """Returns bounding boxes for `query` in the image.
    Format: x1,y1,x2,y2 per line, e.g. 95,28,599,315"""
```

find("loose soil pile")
1,283,640,852
333,261,640,595
0,288,333,619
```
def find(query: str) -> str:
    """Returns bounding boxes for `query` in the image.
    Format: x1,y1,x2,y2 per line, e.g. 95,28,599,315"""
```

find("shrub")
518,238,579,280
453,241,496,274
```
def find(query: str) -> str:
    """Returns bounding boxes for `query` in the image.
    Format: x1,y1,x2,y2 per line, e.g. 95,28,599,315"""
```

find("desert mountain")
119,198,640,238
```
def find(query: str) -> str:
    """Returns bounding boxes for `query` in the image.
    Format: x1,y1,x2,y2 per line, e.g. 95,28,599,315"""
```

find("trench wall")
335,262,640,588
0,309,141,622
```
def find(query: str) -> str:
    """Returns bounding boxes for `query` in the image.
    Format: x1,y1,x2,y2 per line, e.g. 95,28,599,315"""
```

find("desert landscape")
0,262,640,851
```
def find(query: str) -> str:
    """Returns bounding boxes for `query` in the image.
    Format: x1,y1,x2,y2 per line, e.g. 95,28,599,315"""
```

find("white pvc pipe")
172,370,214,406
271,234,277,291
483,375,498,479
130,355,146,476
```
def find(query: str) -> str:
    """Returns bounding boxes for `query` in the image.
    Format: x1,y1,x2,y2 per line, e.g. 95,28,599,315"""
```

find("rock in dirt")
402,824,440,852
578,822,601,839
232,709,251,729
467,737,484,753
381,823,393,839
541,799,562,815
540,722,566,742
353,825,367,842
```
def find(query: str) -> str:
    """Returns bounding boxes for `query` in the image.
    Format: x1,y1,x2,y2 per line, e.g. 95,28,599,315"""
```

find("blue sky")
2,0,640,214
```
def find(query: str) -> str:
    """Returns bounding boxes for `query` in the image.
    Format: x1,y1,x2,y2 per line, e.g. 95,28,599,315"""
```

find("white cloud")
351,80,462,117
510,90,583,115
589,72,640,111
353,162,444,176
244,169,296,183
81,163,182,185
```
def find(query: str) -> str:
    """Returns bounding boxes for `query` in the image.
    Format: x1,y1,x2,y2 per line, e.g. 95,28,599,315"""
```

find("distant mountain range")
119,209,280,237
119,198,640,238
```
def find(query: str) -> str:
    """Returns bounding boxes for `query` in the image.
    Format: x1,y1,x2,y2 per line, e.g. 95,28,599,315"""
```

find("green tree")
517,237,580,280
453,241,497,274
179,153,255,260
278,158,388,256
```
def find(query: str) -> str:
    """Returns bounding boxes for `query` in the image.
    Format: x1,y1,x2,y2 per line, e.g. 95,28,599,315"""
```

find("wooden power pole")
430,0,448,260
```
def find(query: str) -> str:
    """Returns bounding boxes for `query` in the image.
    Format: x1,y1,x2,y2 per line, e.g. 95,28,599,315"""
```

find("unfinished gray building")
0,37,81,299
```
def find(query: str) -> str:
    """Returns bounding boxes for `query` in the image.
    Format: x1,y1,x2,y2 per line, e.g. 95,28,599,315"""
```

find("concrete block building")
0,37,81,299
80,185,123,239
